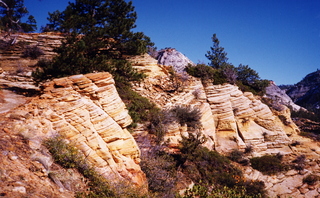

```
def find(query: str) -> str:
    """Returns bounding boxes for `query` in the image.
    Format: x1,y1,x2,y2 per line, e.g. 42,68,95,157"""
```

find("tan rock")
8,72,145,187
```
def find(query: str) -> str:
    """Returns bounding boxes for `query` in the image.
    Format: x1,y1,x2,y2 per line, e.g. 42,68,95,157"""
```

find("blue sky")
24,0,320,85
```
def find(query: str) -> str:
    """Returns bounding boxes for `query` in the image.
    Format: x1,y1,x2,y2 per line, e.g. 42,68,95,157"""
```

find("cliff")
131,55,298,155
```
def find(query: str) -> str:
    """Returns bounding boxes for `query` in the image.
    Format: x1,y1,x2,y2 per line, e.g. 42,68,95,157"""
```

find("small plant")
292,154,306,171
178,184,263,198
170,105,202,129
244,144,253,154
228,149,244,162
303,174,320,185
140,146,177,197
250,154,287,175
22,45,44,59
228,149,250,166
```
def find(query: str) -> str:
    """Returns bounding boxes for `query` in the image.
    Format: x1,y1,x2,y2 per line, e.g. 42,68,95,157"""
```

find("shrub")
148,109,170,142
292,154,306,170
228,149,244,162
250,154,287,175
170,105,202,129
22,45,44,59
291,108,320,122
228,149,250,166
116,83,158,126
140,146,177,197
45,136,147,198
44,136,117,197
186,63,228,85
303,174,320,185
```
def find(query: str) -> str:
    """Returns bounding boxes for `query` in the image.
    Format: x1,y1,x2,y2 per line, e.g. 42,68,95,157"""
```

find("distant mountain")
286,70,320,110
156,48,194,73
265,81,303,111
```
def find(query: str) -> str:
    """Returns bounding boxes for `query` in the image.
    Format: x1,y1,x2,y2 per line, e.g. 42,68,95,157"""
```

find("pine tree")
34,0,153,83
0,0,37,33
205,33,229,69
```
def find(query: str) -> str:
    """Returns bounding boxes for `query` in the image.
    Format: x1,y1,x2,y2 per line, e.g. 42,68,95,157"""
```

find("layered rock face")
0,32,63,91
0,32,63,70
8,72,146,186
131,54,298,155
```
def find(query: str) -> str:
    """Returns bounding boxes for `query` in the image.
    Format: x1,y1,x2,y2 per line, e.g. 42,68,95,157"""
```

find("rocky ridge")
265,81,303,112
131,55,298,155
1,33,320,197
286,70,320,110
1,72,146,191
130,54,320,197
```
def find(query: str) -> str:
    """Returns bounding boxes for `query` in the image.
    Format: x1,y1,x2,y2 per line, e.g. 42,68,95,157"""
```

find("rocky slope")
265,81,303,112
1,33,320,197
131,55,298,155
0,72,147,196
286,70,320,110
130,54,320,197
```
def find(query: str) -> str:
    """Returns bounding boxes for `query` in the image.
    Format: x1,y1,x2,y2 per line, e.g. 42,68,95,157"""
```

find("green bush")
22,45,44,59
290,108,320,122
250,154,287,175
186,63,228,85
148,109,169,142
179,183,264,198
44,136,117,197
116,83,158,127
148,105,202,142
228,149,250,166
170,105,202,129
45,136,147,198
303,174,320,185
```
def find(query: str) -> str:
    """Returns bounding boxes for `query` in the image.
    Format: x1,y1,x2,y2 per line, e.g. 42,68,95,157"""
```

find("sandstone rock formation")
3,72,146,187
0,32,63,69
156,48,194,73
131,54,298,155
0,32,63,92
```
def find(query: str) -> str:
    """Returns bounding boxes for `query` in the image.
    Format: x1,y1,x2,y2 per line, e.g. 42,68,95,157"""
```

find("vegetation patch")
250,154,287,175
178,134,266,197
22,45,44,59
44,136,145,198
303,174,320,185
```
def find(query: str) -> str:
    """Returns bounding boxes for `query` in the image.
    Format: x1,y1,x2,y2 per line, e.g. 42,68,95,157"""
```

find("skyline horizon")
22,0,320,85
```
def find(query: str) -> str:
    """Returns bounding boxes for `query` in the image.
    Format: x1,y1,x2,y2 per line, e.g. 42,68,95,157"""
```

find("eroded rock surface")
156,48,194,73
4,72,146,187
131,54,298,155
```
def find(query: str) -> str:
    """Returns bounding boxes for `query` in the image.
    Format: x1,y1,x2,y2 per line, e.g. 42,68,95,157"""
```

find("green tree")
205,33,229,69
0,0,37,33
34,0,153,83
236,64,260,85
